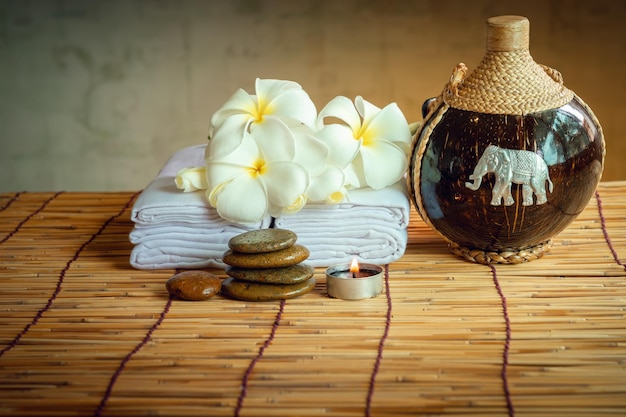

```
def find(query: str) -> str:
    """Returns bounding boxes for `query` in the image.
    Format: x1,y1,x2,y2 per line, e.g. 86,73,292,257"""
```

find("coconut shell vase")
408,15,605,264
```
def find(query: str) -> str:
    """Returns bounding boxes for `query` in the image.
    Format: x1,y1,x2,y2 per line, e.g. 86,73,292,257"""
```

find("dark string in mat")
595,190,625,271
0,191,63,357
0,191,138,358
0,191,23,212
93,294,174,417
0,191,62,245
94,263,178,416
235,298,286,417
489,264,514,417
483,187,621,417
365,264,392,417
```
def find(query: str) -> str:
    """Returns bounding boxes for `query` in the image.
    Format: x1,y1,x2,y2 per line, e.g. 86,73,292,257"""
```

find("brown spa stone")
165,271,221,301
222,244,309,269
228,228,297,254
225,263,315,284
220,277,316,301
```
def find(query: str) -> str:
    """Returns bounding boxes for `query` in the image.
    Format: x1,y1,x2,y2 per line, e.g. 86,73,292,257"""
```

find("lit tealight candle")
326,259,383,300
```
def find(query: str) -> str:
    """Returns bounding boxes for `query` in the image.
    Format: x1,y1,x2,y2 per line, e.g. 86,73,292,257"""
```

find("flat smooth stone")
166,271,221,301
225,263,315,284
221,277,316,301
223,244,309,269
228,229,297,254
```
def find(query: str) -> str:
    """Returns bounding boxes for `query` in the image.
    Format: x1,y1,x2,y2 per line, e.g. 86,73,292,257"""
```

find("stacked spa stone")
221,229,316,301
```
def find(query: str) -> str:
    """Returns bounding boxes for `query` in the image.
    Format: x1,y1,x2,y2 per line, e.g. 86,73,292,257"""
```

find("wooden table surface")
0,182,625,417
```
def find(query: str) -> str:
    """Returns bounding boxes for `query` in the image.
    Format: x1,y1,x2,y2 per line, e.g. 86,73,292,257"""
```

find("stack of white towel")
129,145,410,269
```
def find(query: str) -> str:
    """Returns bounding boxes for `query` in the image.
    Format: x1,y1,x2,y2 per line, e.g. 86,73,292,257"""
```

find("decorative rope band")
443,51,573,115
449,239,552,265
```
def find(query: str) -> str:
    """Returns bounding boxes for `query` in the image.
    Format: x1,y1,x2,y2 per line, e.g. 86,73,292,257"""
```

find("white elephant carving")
465,145,554,206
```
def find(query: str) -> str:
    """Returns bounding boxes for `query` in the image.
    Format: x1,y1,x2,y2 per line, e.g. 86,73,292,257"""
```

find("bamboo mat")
0,182,624,417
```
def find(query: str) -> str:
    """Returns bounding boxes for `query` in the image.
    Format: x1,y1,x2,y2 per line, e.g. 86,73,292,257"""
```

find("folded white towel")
274,181,409,267
131,176,272,227
129,145,271,269
129,144,410,269
131,144,272,227
130,231,247,269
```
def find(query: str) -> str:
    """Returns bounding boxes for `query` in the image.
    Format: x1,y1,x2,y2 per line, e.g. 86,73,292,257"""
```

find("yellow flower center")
326,191,344,204
354,124,375,147
248,159,267,177
251,97,272,123
252,107,264,123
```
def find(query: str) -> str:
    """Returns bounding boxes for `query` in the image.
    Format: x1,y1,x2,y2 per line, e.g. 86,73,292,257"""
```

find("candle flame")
350,258,360,274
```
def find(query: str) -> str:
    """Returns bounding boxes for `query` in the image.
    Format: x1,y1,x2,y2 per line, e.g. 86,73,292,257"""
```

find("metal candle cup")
326,263,383,300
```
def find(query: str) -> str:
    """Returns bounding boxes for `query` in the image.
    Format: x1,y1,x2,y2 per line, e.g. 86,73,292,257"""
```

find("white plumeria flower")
205,118,311,225
207,78,317,159
177,80,412,224
315,96,412,189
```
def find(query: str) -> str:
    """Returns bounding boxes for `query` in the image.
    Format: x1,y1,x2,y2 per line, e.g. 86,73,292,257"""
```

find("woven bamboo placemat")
0,183,625,417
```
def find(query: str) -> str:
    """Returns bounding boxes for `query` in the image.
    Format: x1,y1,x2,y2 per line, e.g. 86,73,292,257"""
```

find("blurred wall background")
1,0,624,192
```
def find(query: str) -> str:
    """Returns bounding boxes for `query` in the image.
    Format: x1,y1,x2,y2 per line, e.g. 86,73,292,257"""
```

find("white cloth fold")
129,145,271,269
273,182,409,267
129,144,410,269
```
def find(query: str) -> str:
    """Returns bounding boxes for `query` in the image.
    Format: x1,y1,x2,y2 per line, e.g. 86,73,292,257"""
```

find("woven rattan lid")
443,15,574,115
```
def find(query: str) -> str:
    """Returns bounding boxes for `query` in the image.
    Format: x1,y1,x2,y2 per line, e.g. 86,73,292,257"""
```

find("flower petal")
205,132,260,190
175,166,208,192
343,159,364,189
363,102,412,148
209,88,257,134
255,79,317,128
354,96,381,130
268,89,317,127
306,165,345,202
292,127,329,176
264,161,309,208
318,96,363,133
207,113,252,159
326,188,346,204
255,78,303,101
209,175,268,224
251,116,295,162
314,124,361,168
359,139,408,189
283,194,307,214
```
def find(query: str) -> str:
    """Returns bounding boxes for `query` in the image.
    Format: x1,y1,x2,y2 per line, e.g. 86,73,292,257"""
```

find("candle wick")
352,272,356,278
